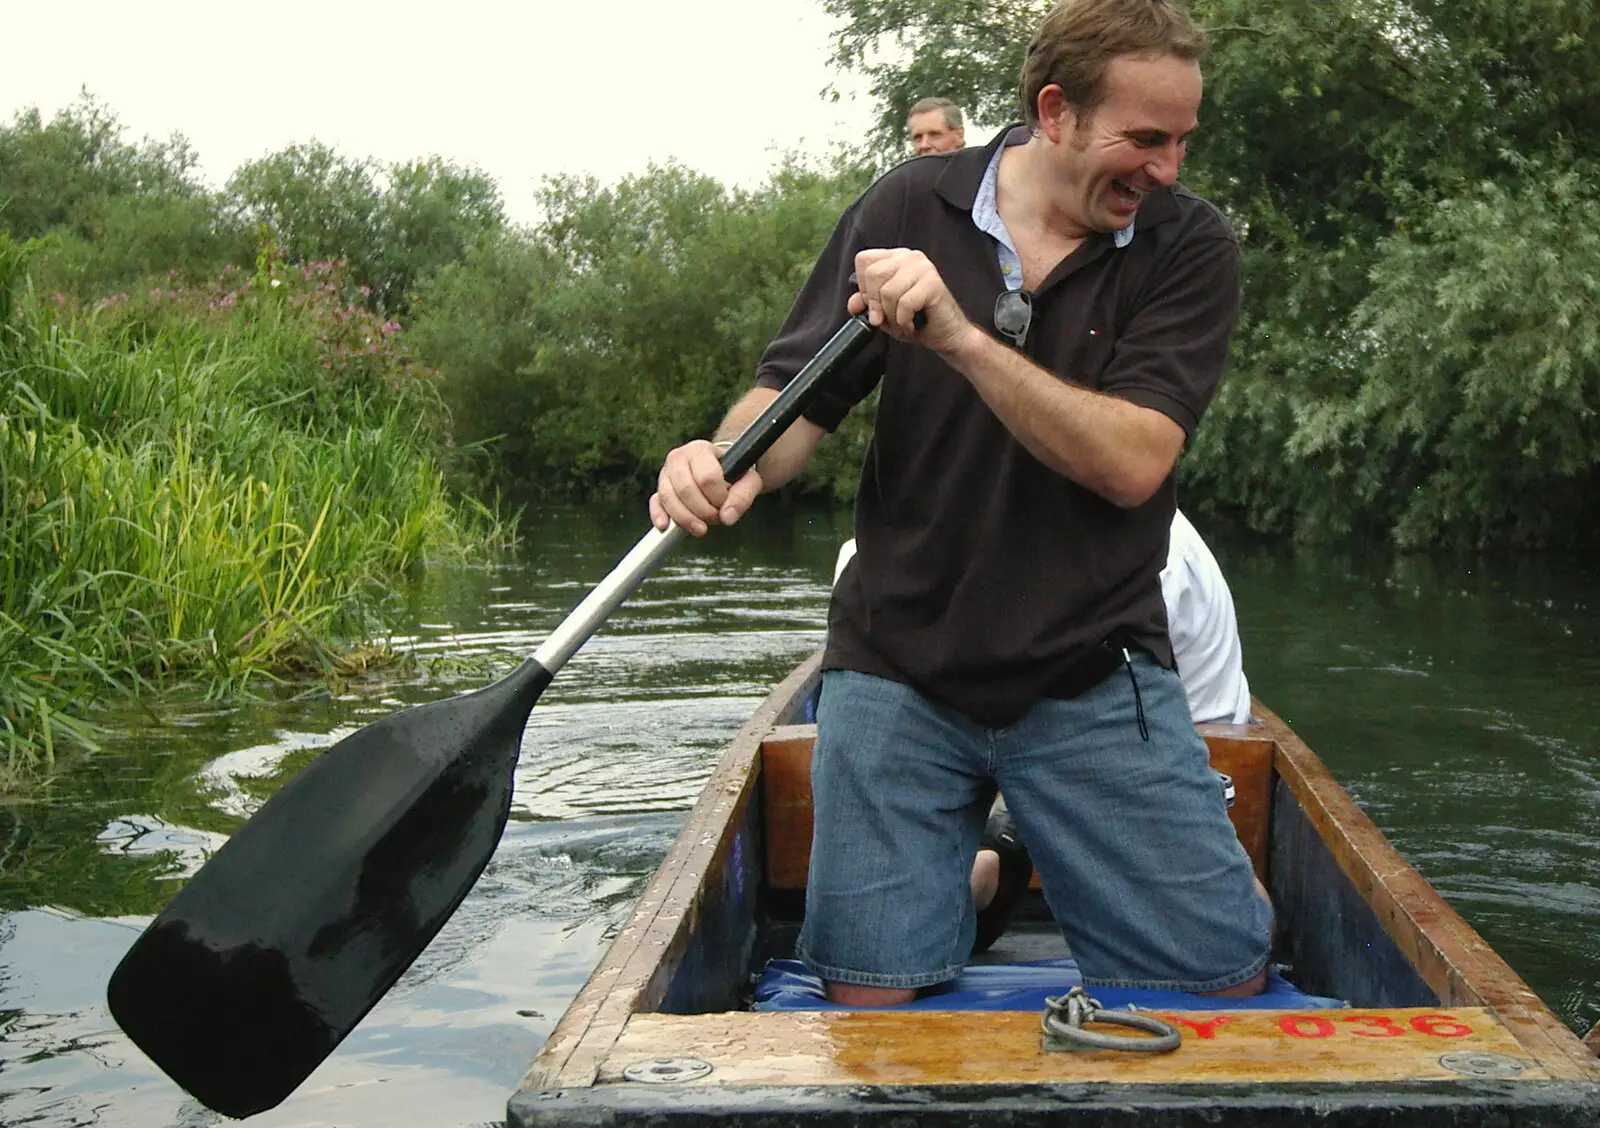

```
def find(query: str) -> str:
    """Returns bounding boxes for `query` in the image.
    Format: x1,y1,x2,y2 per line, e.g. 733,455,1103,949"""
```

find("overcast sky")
2,0,891,223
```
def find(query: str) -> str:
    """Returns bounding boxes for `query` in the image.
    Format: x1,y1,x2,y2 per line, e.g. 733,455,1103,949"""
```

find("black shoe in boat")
973,802,1031,955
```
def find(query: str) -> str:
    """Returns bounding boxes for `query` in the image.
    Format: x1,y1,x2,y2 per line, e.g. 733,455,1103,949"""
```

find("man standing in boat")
907,97,967,156
649,0,1272,1005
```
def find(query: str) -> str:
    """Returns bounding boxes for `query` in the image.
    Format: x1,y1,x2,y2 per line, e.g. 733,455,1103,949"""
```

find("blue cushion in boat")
751,958,1345,1012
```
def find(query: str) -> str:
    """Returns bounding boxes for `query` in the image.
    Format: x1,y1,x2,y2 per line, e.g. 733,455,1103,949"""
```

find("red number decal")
1279,1015,1336,1038
1163,1015,1232,1040
1343,1015,1407,1037
1410,1014,1473,1038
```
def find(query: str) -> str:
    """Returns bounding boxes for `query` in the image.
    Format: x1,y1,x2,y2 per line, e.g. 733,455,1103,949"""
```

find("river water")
1,502,1595,1126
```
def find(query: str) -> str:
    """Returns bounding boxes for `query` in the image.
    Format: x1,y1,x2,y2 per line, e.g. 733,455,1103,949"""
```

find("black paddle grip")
717,315,875,481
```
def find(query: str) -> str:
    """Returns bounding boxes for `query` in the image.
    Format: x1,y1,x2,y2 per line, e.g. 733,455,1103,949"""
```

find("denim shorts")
796,658,1273,992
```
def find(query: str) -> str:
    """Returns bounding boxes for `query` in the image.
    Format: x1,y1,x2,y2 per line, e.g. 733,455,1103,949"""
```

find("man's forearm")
941,328,1184,508
713,386,825,492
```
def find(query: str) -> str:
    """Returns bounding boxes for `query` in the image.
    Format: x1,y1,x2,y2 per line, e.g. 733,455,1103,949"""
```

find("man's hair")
906,97,964,131
1019,0,1206,128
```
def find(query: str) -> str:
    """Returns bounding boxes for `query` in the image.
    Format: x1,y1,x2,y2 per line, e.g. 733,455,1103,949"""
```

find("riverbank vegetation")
4,0,1598,765
407,159,879,503
0,234,505,780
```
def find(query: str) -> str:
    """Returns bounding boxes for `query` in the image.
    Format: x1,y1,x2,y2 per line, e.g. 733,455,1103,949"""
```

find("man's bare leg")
825,982,917,1005
970,848,1001,909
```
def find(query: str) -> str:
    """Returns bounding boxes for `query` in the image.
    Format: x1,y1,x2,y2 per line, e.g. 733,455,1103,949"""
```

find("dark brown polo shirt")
755,126,1240,727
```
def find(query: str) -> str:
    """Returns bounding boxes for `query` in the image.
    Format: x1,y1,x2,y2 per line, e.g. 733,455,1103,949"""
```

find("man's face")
1050,53,1201,231
908,110,965,156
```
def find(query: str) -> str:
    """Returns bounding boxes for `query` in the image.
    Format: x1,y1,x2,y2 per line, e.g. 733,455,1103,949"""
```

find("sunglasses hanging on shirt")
993,289,1033,349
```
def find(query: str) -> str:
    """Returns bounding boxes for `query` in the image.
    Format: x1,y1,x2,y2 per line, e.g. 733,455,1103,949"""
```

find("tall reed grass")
0,236,508,784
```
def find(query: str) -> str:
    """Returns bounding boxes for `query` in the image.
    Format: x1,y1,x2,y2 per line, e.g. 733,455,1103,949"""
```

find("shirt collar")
944,123,1165,247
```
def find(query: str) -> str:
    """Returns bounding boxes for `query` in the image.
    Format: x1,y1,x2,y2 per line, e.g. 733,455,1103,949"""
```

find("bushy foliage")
1212,163,1600,548
410,157,875,501
1,98,506,317
0,235,504,777
227,143,506,314
824,0,1045,146
0,94,243,296
0,93,201,237
83,251,447,438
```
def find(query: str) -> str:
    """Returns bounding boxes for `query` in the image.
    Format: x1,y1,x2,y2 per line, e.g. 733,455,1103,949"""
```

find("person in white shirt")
1158,508,1251,724
831,507,1251,950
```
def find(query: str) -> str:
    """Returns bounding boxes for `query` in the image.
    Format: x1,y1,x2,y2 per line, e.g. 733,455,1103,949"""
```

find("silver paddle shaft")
532,523,687,673
530,314,875,677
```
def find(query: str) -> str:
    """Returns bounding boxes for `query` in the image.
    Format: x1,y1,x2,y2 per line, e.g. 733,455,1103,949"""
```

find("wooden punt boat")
510,651,1600,1126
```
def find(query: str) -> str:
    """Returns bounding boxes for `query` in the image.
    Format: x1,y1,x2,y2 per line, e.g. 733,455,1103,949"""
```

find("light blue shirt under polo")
971,126,1135,292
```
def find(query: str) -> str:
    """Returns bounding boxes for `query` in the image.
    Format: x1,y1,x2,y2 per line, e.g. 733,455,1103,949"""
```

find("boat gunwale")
512,1077,1600,1127
1255,700,1600,1080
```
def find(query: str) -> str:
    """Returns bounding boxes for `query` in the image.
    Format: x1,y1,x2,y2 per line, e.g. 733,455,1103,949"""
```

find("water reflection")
0,503,1595,1126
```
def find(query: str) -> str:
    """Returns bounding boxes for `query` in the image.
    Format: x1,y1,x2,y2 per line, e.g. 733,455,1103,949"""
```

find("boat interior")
669,660,1434,1014
512,652,1600,1125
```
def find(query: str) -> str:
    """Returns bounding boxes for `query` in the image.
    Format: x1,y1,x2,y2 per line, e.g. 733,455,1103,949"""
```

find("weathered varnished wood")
599,1007,1542,1087
761,726,818,891
1195,723,1274,882
1256,700,1600,1081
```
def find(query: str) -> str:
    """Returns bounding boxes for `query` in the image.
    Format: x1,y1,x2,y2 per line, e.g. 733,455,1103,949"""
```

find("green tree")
404,230,559,491
1267,162,1599,547
227,144,506,314
226,141,381,277
370,157,505,314
823,0,1044,149
0,93,238,295
411,157,873,500
0,92,204,237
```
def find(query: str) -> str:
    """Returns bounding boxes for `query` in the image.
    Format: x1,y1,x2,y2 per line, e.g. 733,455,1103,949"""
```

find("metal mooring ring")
1041,987,1183,1054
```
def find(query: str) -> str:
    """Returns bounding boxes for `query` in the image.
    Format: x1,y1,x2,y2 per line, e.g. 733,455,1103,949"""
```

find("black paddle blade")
106,657,554,1118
